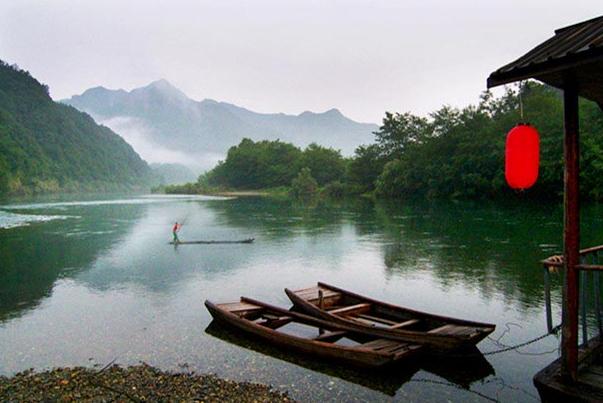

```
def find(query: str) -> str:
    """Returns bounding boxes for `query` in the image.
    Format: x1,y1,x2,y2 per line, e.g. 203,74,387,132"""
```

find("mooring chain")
482,324,561,356
431,324,562,358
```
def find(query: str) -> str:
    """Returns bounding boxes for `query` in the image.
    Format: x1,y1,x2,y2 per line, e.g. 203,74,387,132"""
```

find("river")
1,194,600,401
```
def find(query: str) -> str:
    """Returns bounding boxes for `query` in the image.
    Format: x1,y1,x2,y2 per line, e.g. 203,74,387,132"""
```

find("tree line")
165,82,603,201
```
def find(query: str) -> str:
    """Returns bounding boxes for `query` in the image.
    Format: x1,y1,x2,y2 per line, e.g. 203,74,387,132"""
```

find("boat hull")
285,283,495,351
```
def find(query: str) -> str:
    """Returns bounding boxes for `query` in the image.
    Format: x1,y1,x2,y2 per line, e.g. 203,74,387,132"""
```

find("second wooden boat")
285,282,495,350
205,297,422,368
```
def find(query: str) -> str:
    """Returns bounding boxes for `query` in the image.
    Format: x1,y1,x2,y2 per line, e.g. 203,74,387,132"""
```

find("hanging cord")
518,81,525,123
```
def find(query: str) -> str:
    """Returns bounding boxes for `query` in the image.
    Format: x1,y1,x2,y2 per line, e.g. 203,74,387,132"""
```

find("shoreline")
0,363,292,402
207,190,273,197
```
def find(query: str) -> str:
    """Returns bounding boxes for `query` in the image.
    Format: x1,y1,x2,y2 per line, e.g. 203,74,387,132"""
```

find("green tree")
346,144,386,193
290,167,318,199
209,138,302,189
374,112,432,159
298,143,345,186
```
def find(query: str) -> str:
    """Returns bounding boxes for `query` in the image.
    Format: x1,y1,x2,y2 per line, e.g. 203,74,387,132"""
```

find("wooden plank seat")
361,339,401,351
304,290,341,300
262,313,288,320
349,316,382,327
353,316,421,330
258,316,293,329
296,286,336,295
380,343,415,355
328,303,371,315
221,301,263,312
312,330,348,342
389,319,420,329
427,324,477,336
356,314,398,326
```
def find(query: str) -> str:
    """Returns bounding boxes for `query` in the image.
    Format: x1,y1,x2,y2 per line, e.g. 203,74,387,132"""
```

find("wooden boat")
285,282,495,350
169,238,254,245
204,297,422,368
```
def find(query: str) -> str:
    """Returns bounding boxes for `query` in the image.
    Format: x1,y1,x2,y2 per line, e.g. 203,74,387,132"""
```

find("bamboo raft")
169,238,254,245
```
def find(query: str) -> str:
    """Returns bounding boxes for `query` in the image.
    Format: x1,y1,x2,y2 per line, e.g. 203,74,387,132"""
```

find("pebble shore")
0,364,293,402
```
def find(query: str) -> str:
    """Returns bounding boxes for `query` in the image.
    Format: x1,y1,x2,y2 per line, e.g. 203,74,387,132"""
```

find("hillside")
0,61,152,195
62,80,378,170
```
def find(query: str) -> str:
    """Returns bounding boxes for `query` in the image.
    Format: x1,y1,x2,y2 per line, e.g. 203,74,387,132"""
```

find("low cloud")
100,116,222,172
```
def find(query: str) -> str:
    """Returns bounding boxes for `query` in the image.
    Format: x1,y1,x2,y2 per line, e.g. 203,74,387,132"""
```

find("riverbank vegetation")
162,82,603,201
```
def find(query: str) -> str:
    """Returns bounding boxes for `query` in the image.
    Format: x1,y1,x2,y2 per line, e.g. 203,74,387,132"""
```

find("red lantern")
505,123,540,189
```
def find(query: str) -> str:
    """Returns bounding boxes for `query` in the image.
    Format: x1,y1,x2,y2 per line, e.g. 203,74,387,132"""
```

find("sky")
1,0,602,123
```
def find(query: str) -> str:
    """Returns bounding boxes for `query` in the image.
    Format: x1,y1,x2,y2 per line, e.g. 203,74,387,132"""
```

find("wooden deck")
534,336,603,402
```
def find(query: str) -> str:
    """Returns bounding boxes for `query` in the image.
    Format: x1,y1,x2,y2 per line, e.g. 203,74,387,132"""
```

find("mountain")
62,80,378,170
150,163,197,185
0,61,152,195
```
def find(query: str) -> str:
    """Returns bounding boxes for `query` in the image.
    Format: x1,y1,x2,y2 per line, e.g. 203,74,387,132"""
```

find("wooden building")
488,16,603,401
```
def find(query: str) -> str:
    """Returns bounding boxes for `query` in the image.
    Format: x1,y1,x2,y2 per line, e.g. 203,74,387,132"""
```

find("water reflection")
0,204,145,321
203,197,568,310
205,321,494,396
205,321,416,396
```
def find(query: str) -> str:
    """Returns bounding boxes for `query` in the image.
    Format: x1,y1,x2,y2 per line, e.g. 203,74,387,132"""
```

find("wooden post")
580,270,588,344
595,252,602,336
544,266,553,333
318,290,324,310
596,272,602,336
562,80,580,382
318,290,325,335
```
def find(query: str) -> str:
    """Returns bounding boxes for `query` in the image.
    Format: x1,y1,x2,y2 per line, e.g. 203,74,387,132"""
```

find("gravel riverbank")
0,364,293,402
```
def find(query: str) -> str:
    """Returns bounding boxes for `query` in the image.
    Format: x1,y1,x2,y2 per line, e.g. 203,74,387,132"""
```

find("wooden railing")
542,245,603,344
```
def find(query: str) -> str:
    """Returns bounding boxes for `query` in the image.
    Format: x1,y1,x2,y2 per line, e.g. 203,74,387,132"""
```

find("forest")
164,82,603,201
0,61,152,196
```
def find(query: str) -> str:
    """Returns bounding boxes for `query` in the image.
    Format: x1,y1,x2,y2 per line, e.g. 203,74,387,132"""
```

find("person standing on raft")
172,222,182,243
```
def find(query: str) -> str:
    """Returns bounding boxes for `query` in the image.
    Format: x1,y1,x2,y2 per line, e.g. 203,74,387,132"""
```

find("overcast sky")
1,1,601,123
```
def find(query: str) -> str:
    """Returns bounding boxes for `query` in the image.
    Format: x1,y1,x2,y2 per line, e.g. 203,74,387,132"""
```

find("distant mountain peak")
147,78,175,90
81,85,110,95
325,108,342,116
137,79,188,100
299,108,344,118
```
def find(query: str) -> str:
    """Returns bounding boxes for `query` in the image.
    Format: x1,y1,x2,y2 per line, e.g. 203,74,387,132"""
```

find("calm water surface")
1,194,602,402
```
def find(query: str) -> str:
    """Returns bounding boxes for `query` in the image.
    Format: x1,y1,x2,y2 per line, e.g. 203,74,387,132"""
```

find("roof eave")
487,49,603,89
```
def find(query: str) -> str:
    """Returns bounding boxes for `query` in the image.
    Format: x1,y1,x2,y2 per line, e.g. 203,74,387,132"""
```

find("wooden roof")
487,15,603,108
